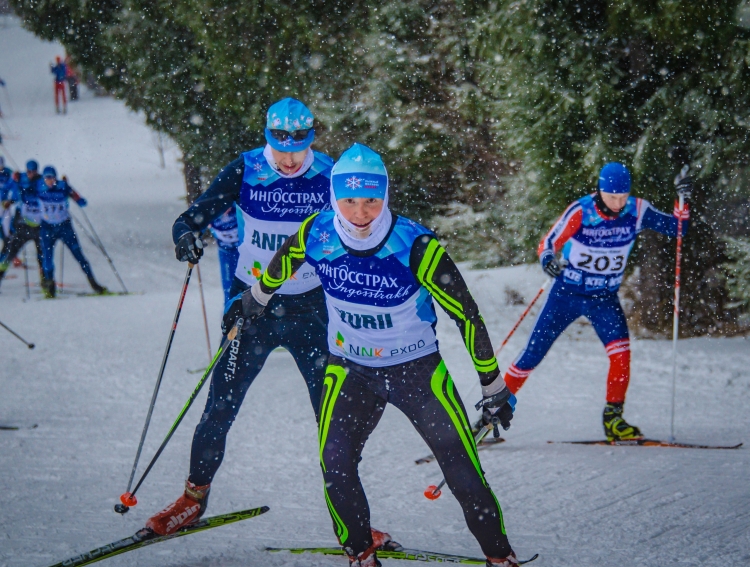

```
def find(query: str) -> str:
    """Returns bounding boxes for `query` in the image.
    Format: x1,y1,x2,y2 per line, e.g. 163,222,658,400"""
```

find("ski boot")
88,276,108,295
41,277,56,298
486,551,519,566
372,528,401,551
145,480,210,536
603,402,643,442
346,548,381,567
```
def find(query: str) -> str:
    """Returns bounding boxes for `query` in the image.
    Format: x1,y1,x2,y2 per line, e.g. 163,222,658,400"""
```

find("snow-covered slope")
1,18,749,567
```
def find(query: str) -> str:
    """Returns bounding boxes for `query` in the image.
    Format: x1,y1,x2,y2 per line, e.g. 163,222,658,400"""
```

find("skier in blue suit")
37,166,106,297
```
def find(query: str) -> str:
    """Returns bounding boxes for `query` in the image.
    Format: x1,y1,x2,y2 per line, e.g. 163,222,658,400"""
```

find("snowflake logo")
319,231,330,243
253,163,263,172
279,137,292,147
345,176,362,189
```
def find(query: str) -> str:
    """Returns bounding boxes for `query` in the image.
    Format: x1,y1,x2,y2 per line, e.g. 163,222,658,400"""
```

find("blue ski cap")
42,166,57,179
598,162,631,194
331,143,388,201
26,159,39,172
264,98,315,152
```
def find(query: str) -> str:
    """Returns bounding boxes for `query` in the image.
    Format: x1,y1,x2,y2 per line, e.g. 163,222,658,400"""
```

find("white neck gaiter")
263,144,314,179
330,185,393,251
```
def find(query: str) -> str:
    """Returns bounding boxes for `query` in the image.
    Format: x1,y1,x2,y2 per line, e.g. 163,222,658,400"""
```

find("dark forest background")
9,0,750,336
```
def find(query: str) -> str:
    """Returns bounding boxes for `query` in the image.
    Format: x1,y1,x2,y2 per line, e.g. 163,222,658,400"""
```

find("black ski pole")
116,265,193,513
22,244,30,301
59,242,64,295
0,319,35,349
116,317,245,514
76,205,128,293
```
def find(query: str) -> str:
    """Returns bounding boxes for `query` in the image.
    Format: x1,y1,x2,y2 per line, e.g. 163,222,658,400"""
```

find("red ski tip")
424,485,441,500
120,492,137,507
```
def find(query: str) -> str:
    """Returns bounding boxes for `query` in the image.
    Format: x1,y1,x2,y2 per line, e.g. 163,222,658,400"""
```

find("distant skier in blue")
0,155,15,245
37,166,106,297
209,206,239,306
0,160,44,290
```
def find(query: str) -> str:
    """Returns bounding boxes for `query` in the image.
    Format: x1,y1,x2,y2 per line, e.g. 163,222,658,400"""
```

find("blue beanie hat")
42,166,57,179
331,143,388,200
598,162,631,194
26,159,39,172
264,98,315,152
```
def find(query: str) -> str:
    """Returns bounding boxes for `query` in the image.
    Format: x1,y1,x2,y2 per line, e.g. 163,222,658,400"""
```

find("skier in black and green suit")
222,144,519,567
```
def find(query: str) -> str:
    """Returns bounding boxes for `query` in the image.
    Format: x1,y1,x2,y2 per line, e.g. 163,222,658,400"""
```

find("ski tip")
519,553,539,564
260,505,270,513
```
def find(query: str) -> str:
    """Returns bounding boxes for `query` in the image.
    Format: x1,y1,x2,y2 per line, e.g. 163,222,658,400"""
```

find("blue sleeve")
641,203,689,237
172,156,244,244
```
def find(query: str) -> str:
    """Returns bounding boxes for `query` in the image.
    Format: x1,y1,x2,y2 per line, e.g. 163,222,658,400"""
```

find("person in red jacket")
50,56,67,114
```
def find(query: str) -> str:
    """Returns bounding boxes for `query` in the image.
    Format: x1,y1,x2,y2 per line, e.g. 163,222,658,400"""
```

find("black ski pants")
319,352,512,559
0,215,43,280
188,280,329,486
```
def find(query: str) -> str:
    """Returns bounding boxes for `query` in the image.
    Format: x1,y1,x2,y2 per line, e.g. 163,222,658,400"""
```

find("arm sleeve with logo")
171,156,244,244
410,235,499,384
638,199,689,237
537,202,583,261
258,213,318,294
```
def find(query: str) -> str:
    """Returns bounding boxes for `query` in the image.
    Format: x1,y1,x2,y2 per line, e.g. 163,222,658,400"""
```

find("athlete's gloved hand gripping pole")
116,316,247,514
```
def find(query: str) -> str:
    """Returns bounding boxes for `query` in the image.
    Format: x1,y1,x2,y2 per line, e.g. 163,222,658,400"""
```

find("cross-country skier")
146,99,393,550
501,162,692,441
50,56,67,114
0,160,44,290
37,166,107,297
209,206,239,306
224,143,519,567
0,155,15,245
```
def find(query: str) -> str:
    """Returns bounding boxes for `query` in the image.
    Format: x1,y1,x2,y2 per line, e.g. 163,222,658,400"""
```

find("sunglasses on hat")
269,128,312,143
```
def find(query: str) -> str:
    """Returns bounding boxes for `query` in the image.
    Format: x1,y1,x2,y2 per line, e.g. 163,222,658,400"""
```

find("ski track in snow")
1,18,749,567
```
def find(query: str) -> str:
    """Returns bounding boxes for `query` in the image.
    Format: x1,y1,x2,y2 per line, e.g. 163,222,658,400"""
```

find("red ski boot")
486,551,519,566
145,480,210,536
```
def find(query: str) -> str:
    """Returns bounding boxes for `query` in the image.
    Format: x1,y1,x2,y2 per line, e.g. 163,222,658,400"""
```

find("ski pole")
669,165,689,443
423,424,493,500
0,319,35,349
464,277,552,405
116,317,245,514
195,263,212,361
118,264,193,511
59,242,64,294
76,205,128,293
22,244,30,301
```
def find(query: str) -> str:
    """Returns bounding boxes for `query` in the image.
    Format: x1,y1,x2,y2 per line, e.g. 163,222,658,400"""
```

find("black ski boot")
88,276,108,295
41,277,56,298
603,402,643,442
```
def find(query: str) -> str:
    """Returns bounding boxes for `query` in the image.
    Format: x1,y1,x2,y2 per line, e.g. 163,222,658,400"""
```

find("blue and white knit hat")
264,98,315,152
331,143,388,200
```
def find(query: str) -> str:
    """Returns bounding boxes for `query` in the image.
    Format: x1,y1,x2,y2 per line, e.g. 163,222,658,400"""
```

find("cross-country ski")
46,506,269,567
548,439,743,450
266,547,540,565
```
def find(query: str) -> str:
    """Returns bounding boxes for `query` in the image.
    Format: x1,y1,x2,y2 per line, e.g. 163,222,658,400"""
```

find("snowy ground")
1,18,749,567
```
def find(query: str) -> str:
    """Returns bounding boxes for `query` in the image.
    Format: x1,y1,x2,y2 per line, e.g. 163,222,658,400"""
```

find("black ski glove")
222,288,266,335
675,176,693,203
475,386,516,436
175,232,204,263
541,253,563,278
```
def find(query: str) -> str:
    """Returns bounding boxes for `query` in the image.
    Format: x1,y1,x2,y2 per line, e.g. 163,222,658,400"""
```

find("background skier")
50,56,67,114
37,166,106,297
501,162,692,441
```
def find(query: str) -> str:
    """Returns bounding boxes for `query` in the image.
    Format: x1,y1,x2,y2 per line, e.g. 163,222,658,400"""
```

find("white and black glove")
674,168,693,203
475,379,517,437
221,284,268,335
175,232,204,263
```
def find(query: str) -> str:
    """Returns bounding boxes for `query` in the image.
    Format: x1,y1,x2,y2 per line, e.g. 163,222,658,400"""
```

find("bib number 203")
576,253,624,272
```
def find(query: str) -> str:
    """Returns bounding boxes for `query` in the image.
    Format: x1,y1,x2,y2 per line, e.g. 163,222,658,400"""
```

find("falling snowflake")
319,231,330,243
345,176,362,189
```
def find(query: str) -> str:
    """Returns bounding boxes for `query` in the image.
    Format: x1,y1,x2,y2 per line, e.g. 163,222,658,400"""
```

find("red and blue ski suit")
504,194,689,403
